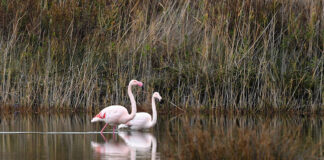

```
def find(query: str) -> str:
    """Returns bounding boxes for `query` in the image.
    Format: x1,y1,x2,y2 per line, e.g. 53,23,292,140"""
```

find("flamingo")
118,92,162,130
91,80,143,133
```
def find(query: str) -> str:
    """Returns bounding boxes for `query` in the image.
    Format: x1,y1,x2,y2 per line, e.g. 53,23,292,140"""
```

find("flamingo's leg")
112,126,117,139
100,132,107,141
100,123,109,134
113,131,116,140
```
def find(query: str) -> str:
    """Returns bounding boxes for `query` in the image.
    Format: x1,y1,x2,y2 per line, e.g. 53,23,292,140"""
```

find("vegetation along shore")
0,0,323,113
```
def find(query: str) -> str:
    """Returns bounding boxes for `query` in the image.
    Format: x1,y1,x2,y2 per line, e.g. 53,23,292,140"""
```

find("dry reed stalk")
0,0,321,111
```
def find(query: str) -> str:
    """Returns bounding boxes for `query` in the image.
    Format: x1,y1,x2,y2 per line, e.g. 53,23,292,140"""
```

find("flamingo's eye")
95,114,103,119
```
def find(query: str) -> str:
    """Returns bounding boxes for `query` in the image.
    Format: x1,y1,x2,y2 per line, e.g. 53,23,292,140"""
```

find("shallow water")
0,113,323,159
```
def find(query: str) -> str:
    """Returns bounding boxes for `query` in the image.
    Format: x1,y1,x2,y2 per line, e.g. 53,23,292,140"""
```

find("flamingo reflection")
91,139,130,159
118,132,157,160
91,132,158,160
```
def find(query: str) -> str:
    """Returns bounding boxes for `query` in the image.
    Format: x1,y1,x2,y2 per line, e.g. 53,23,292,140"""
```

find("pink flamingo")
118,92,162,130
91,80,143,133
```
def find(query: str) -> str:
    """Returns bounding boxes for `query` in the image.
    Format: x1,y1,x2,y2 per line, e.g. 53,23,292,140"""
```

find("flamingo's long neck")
126,83,137,122
148,96,157,127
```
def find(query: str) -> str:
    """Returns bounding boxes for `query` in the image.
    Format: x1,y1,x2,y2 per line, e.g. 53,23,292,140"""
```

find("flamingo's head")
129,79,143,87
153,92,162,102
91,113,106,123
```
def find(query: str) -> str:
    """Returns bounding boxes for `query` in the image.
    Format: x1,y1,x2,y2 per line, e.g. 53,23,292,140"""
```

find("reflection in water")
91,132,158,160
91,139,131,159
0,113,324,159
119,132,157,160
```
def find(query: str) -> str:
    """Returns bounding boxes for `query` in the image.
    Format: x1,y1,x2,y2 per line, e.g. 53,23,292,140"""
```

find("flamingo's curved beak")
91,117,100,123
160,99,165,104
137,82,143,87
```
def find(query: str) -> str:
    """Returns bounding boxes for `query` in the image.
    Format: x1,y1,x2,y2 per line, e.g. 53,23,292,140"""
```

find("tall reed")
0,0,322,111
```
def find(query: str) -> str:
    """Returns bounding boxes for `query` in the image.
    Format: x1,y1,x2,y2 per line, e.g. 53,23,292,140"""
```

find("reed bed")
0,0,322,111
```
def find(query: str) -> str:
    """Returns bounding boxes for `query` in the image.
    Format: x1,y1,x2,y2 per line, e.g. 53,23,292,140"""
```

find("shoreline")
1,104,323,116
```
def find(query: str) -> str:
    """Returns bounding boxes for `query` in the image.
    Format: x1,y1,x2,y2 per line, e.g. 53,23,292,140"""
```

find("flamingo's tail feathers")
118,124,129,129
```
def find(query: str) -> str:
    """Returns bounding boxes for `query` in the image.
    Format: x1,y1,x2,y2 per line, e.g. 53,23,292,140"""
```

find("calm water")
0,113,323,159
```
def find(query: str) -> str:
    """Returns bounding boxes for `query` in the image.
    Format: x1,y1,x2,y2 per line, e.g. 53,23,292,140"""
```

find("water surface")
0,113,323,159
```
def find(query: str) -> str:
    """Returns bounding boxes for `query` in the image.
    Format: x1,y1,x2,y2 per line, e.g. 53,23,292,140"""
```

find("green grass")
0,0,322,112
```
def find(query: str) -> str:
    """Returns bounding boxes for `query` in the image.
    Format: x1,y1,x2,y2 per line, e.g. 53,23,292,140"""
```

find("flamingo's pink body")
118,92,162,130
91,80,143,133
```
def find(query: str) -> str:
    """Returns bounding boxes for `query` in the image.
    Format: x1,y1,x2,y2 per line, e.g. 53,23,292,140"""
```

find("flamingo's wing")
102,105,127,123
127,113,151,126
